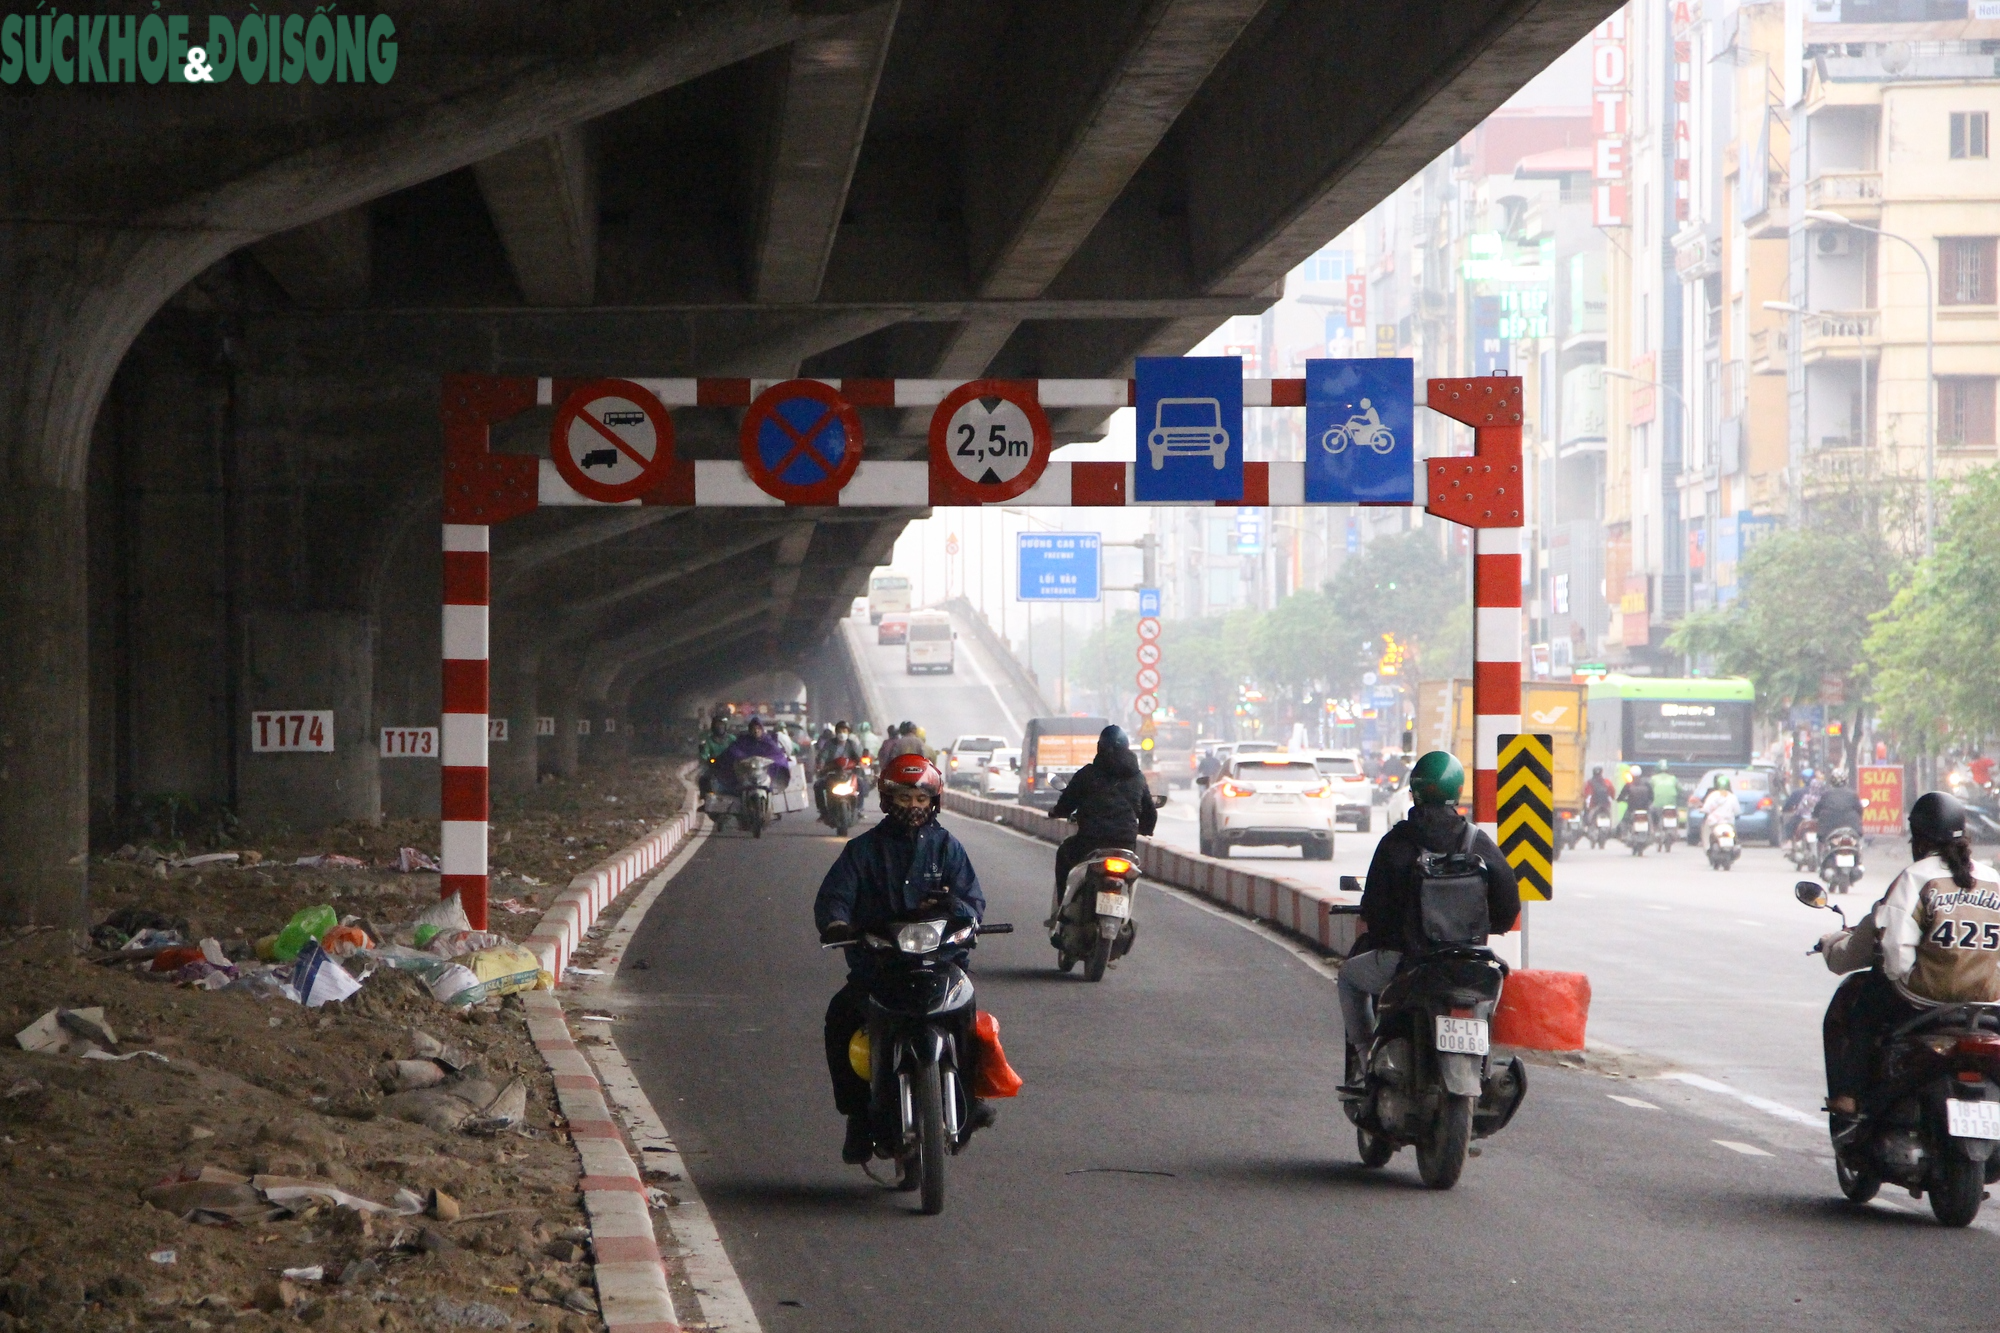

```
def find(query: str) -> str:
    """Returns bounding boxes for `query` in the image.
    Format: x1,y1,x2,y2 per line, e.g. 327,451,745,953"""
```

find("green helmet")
1409,750,1465,805
1714,772,1732,790
1655,759,1670,773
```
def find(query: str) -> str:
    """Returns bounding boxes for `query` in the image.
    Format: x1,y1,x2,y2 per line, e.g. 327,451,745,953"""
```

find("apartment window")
1940,237,1997,305
1950,111,1989,160
1939,377,1997,449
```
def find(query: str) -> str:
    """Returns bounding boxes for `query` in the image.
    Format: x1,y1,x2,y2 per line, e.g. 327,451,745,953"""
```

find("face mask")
889,799,933,830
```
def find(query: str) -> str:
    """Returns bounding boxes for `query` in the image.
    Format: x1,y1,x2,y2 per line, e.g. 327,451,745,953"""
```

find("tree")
1248,590,1338,698
1666,519,1903,727
1865,466,2000,753
1322,528,1469,687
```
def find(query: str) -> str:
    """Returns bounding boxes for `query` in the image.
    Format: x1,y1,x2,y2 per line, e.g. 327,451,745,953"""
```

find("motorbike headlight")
946,925,975,944
830,780,856,796
896,920,946,954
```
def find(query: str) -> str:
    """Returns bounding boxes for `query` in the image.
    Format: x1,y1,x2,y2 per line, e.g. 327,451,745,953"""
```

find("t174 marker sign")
253,711,333,753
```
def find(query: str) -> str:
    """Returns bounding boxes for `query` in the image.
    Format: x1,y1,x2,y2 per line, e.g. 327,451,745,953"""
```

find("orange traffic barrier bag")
971,1010,1023,1098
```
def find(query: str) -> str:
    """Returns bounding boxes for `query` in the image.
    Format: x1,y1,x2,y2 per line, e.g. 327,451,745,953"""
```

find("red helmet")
879,753,945,811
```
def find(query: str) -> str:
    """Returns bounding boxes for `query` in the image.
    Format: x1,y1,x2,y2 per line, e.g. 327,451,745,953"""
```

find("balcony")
1805,170,1881,221
1750,326,1789,375
1799,309,1879,363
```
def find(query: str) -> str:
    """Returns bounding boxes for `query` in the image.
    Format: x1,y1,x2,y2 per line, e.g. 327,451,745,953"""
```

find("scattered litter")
271,904,338,962
428,1188,461,1222
253,1277,307,1312
281,1266,325,1282
431,943,548,1007
143,1168,283,1225
492,898,536,915
425,929,506,960
3,1078,43,1100
287,940,364,1008
148,1250,177,1266
394,846,441,873
567,967,606,976
293,853,367,869
16,1006,118,1056
578,1014,615,1024
408,1029,472,1071
122,927,185,952
426,1295,516,1329
376,1059,448,1093
515,874,543,887
383,1075,528,1136
81,1049,169,1064
255,1175,426,1216
321,923,374,957
426,963,482,1006
173,852,241,869
412,893,473,945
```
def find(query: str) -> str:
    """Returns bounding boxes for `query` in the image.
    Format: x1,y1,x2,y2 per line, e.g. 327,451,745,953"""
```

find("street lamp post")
1804,209,1936,556
1762,299,1806,521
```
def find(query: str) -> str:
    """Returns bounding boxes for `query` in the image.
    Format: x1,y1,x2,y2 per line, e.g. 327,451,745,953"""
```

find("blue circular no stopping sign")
739,380,864,504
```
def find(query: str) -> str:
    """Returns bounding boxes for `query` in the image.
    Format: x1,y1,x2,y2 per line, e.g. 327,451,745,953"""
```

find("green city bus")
1584,676,1755,779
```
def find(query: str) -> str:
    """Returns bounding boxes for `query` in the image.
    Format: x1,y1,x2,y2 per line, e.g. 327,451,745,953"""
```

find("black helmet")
1591,766,1603,777
1909,791,1967,847
1098,725,1130,755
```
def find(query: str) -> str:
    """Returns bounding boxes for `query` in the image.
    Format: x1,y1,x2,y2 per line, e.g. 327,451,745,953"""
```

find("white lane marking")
1657,1071,1823,1128
949,615,1024,738
1644,904,1673,912
1607,1094,1662,1110
570,809,764,1333
1713,1140,1775,1157
1736,919,1762,926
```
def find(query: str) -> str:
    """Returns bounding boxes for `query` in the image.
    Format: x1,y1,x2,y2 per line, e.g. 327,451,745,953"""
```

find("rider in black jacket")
1049,726,1157,920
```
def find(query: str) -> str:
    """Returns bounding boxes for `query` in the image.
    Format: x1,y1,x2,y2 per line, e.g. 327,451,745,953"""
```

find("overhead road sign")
928,379,1052,504
740,379,864,505
1305,358,1415,504
549,379,678,505
1135,356,1243,502
1497,733,1554,901
1017,532,1100,601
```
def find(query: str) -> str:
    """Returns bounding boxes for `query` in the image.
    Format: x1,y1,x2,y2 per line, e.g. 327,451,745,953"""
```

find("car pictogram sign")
741,379,864,505
551,379,676,504
928,379,1052,504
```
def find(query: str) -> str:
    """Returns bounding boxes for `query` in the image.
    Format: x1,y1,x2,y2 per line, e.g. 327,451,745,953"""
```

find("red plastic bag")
971,1010,1023,1098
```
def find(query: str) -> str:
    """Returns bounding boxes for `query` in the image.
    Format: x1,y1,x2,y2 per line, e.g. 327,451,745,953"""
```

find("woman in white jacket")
1821,791,2000,1116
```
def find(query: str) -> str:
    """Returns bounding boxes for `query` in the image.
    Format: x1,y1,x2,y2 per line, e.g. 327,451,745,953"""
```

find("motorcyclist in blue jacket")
814,753,993,1162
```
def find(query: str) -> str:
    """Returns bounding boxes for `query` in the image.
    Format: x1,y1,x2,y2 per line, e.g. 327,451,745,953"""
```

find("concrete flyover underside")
0,0,1618,925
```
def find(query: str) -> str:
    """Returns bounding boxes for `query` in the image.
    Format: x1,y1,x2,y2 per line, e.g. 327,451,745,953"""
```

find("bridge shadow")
702,1177,892,1216
974,963,1091,985
1191,1156,1439,1193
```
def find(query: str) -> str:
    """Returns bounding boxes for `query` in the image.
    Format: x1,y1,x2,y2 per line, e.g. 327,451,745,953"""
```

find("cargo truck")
1413,678,1588,857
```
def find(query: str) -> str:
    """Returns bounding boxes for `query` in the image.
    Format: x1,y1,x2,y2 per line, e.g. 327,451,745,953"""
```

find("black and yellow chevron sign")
1497,733,1554,902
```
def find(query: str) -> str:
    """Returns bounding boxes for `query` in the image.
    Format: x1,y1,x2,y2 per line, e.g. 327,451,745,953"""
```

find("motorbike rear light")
1449,1007,1473,1019
1955,1036,2000,1059
1957,1070,1986,1084
1101,857,1133,876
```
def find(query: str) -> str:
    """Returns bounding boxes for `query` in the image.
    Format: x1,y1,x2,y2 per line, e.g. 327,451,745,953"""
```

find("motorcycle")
1820,826,1864,894
1050,849,1140,982
1622,807,1653,856
820,757,861,836
1333,880,1528,1190
1706,818,1740,871
1586,803,1616,849
734,755,775,836
825,915,1014,1215
1654,805,1682,854
1796,880,2000,1227
1788,819,1822,873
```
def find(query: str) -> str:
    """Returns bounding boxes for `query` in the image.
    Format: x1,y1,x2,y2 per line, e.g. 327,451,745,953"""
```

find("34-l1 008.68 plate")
1434,1017,1489,1055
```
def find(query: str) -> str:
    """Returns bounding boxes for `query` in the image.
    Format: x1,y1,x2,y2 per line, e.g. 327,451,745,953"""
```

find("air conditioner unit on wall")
1815,229,1852,257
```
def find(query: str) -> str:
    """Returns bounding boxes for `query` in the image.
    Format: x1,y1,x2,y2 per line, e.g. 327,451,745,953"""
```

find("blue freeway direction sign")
1304,358,1415,503
1134,356,1242,502
1017,532,1101,602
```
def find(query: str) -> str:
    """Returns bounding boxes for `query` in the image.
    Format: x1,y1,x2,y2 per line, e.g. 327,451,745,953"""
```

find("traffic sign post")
928,379,1052,504
551,379,677,504
1017,532,1100,601
740,379,864,505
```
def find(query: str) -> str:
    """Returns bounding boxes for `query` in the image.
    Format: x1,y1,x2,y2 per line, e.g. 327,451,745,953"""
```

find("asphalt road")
613,810,2000,1333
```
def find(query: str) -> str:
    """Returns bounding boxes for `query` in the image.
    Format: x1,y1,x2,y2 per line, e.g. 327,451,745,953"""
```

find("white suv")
947,734,1008,789
1309,749,1373,832
1197,755,1336,860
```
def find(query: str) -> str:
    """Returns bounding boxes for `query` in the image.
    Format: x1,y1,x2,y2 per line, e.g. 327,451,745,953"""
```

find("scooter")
1586,803,1616,849
1706,818,1740,871
1796,880,2000,1226
1333,878,1528,1190
1050,849,1140,982
735,756,775,837
825,915,1013,1215
820,757,861,836
1788,819,1822,873
1821,826,1865,894
1654,805,1682,854
1622,808,1653,856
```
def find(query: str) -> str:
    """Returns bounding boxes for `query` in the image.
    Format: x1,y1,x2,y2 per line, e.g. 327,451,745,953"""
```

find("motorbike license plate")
1946,1098,2000,1141
1095,890,1131,919
1434,1017,1489,1055
1835,854,1856,867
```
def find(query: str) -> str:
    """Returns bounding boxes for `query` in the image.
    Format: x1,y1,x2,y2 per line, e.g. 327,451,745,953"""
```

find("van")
905,612,955,673
1019,716,1110,809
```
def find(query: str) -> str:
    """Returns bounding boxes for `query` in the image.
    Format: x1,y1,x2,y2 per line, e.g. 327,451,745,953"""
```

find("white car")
1197,755,1335,860
947,734,1008,789
1309,749,1373,832
980,748,1021,798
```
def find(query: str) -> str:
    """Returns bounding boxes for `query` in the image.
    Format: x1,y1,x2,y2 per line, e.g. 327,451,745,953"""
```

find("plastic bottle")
271,904,337,961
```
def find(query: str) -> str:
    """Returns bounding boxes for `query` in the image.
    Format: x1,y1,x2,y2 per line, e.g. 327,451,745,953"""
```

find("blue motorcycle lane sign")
1134,357,1243,502
1304,358,1415,504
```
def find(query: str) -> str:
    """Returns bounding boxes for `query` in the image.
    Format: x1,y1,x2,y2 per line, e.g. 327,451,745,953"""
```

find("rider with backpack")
1338,751,1521,1083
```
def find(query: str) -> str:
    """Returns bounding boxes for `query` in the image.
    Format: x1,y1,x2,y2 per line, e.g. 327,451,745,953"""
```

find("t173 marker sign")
253,711,334,752
380,727,438,758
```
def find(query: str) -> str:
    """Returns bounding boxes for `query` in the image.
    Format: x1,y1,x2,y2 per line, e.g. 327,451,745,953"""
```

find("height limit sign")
929,379,1052,504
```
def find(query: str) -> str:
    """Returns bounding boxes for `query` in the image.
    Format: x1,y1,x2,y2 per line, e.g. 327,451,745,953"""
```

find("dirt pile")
0,760,685,1331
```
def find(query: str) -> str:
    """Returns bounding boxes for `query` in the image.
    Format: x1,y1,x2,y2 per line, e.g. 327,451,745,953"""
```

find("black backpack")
1415,823,1491,949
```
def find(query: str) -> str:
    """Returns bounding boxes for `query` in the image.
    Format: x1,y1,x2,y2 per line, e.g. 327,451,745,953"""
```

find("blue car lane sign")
1017,532,1101,602
1304,358,1415,503
1138,587,1161,618
1134,356,1243,502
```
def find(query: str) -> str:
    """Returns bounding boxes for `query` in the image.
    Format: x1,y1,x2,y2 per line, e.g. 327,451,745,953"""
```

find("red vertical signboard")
1592,12,1628,227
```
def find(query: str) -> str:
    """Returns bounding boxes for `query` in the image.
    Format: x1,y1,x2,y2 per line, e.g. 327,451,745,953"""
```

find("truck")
1414,678,1588,857
1019,715,1110,810
904,610,956,674
867,573,912,624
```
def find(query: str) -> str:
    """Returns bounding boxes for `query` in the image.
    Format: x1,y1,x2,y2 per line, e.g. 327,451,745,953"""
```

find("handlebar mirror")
1339,875,1362,895
1794,880,1829,909
1196,775,1210,788
1153,793,1168,808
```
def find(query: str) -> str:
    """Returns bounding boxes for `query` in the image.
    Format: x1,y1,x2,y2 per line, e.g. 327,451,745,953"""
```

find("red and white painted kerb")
441,523,491,930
